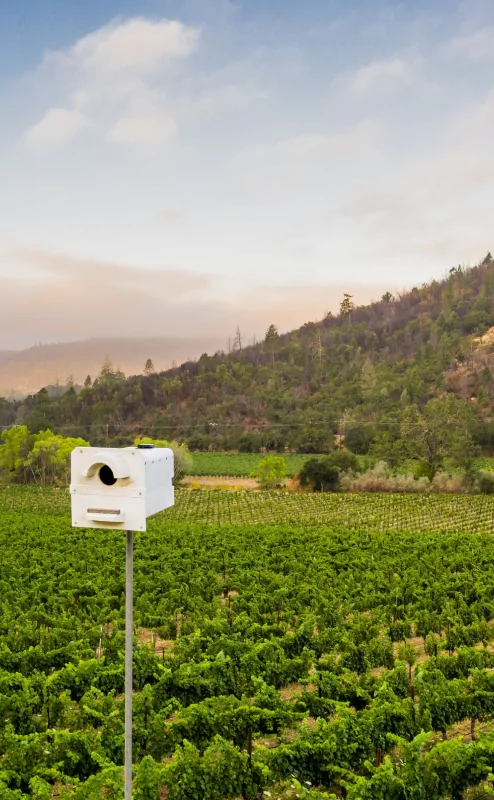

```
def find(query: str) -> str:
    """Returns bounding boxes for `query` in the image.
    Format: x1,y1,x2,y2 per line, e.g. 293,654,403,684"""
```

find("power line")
0,420,409,432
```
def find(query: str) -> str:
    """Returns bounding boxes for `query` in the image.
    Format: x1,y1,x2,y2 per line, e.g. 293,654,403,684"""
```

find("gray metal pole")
125,529,133,799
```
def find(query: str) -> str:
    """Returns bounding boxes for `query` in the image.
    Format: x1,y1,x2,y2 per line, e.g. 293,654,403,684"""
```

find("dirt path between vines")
182,475,259,489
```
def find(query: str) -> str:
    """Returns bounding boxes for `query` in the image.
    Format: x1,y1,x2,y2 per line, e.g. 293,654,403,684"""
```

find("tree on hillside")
382,292,394,323
84,375,92,388
4,254,494,451
342,415,375,455
340,293,354,324
144,358,155,375
311,331,324,363
233,327,243,352
371,428,405,468
100,356,113,378
264,324,279,363
381,395,479,479
360,359,377,396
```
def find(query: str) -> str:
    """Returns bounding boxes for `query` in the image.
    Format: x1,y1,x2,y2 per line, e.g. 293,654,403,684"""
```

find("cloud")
240,120,379,162
14,248,214,297
107,111,178,144
230,119,380,194
189,82,269,116
331,135,494,268
24,108,87,147
448,26,494,61
24,17,200,148
348,57,416,95
453,88,494,140
22,15,270,150
65,17,199,75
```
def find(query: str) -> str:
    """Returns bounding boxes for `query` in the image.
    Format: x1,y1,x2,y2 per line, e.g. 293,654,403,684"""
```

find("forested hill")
3,253,494,453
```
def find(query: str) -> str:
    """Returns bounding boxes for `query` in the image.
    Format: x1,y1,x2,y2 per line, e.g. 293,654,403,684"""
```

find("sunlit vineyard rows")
170,490,494,533
2,486,494,798
6,486,494,534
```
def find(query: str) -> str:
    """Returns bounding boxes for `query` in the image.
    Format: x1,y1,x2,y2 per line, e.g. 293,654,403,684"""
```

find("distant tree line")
2,254,494,458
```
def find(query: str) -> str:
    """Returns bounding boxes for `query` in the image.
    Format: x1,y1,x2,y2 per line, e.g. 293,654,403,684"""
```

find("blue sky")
1,0,494,348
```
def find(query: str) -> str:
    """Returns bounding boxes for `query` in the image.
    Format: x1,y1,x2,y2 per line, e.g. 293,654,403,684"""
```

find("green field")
187,452,494,479
169,490,494,533
187,451,315,477
2,486,494,798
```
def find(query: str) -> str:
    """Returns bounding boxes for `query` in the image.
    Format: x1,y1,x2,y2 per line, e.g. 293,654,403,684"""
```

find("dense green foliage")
3,257,494,457
299,449,360,492
2,487,494,797
299,458,341,492
256,456,287,489
0,427,89,485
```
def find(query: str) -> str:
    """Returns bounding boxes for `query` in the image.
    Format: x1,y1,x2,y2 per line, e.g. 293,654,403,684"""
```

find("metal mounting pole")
125,529,133,799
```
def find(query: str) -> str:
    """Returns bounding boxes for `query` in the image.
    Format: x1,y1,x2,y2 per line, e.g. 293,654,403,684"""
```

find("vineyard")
184,452,494,481
170,490,494,535
2,487,494,798
186,453,314,478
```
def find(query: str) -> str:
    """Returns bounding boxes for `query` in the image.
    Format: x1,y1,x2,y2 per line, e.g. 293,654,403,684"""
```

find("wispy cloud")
453,87,494,139
347,56,416,95
64,17,199,75
24,107,87,147
447,25,494,61
14,248,215,297
22,15,274,150
24,17,200,148
230,119,381,194
107,111,178,144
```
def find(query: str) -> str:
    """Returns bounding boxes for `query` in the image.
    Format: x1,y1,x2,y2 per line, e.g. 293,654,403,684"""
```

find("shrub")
186,433,210,451
329,447,359,473
431,472,466,493
238,433,262,453
256,456,287,489
341,462,430,493
298,457,340,492
477,470,494,494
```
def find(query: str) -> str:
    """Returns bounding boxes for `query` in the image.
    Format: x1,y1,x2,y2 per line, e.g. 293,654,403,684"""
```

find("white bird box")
70,445,174,531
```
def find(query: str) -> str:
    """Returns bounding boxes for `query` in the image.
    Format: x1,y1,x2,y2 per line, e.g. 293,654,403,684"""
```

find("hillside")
3,254,494,452
0,335,225,396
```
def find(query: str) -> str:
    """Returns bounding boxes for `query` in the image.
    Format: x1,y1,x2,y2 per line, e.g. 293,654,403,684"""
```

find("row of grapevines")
1,487,494,797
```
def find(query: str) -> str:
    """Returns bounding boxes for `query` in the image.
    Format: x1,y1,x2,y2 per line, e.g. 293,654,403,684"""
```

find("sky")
1,0,494,349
